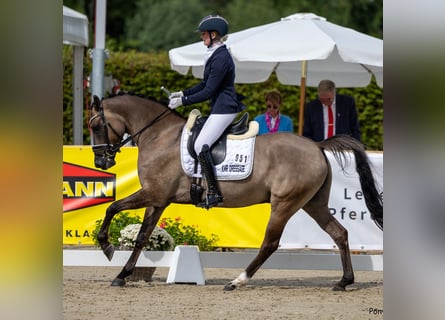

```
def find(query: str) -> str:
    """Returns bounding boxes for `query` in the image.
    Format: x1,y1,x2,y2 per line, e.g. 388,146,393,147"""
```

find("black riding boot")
197,144,223,209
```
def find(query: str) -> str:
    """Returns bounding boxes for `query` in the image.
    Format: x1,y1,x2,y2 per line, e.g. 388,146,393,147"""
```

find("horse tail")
318,135,383,230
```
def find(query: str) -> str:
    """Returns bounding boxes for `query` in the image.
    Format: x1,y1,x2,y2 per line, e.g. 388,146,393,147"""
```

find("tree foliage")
124,0,207,51
63,0,382,51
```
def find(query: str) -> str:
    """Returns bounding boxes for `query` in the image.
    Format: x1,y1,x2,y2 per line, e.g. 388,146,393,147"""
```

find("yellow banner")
63,146,269,248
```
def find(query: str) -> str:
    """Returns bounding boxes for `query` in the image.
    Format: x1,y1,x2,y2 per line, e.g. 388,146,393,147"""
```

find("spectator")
303,80,361,142
254,90,293,135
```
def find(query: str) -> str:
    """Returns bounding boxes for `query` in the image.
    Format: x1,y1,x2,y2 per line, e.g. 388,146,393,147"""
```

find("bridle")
90,100,170,169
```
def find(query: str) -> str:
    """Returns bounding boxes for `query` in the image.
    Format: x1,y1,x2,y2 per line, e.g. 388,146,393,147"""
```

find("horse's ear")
91,95,101,111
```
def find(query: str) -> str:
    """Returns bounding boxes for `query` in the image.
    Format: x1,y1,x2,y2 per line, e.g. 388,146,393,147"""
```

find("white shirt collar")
204,42,224,64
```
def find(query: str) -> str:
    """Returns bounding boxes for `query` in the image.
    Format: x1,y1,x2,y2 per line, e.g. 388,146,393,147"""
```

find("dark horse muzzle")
92,144,119,170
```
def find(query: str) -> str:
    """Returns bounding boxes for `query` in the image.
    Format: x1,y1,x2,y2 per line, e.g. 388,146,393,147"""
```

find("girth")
187,112,249,165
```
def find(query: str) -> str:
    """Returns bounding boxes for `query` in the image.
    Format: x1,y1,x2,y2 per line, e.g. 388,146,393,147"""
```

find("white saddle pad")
180,113,257,181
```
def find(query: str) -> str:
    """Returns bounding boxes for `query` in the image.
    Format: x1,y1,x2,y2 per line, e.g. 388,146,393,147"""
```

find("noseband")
90,101,170,170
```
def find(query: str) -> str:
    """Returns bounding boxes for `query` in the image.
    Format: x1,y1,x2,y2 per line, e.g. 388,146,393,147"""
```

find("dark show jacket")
182,45,245,114
303,94,361,142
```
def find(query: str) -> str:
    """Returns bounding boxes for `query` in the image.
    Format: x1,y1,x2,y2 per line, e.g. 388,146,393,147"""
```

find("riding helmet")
198,15,229,37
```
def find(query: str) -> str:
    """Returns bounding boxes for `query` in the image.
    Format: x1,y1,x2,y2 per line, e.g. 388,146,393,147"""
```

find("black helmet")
198,15,229,37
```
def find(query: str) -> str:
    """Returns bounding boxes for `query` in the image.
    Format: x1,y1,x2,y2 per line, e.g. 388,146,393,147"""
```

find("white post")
91,0,107,100
72,46,84,145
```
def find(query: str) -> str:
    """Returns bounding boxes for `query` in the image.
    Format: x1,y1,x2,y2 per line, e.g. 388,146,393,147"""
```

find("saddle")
182,110,258,206
187,112,250,165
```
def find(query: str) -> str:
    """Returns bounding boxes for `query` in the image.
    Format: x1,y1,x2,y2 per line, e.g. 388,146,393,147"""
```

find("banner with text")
63,146,382,250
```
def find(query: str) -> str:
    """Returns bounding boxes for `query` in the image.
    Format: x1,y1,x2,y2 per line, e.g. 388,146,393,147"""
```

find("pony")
88,92,383,291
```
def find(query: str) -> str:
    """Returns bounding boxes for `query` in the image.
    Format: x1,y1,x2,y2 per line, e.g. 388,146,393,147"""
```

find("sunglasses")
267,105,279,110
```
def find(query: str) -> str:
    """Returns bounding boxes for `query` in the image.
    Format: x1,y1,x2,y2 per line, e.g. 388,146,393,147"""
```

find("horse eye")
91,125,101,134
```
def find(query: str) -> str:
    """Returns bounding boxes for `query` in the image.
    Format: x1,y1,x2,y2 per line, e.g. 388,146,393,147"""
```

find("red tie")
327,104,334,138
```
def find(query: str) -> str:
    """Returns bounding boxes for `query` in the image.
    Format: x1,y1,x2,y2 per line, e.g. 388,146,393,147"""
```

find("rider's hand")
169,91,183,99
168,97,183,109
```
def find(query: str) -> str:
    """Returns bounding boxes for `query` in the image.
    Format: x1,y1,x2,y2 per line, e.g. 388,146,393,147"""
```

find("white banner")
279,152,383,251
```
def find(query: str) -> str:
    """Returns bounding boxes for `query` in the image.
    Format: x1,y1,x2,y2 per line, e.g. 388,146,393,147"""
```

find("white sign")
279,152,383,251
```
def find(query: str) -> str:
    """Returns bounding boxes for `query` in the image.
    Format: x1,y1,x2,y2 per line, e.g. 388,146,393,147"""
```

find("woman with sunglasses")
168,14,245,208
254,90,294,135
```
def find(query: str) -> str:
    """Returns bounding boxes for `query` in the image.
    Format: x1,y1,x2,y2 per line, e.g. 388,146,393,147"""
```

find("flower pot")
127,267,156,282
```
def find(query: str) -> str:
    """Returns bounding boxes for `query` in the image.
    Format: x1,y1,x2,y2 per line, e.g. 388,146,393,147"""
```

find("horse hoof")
332,277,354,291
102,244,115,261
111,278,126,287
223,283,236,291
332,284,346,291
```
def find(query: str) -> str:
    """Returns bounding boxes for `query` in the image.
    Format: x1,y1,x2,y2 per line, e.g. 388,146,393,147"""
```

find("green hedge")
63,47,383,150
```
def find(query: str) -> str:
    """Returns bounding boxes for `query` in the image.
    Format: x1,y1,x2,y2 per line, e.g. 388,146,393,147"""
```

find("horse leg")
304,202,354,291
111,206,166,286
224,210,290,291
96,201,122,261
97,188,157,261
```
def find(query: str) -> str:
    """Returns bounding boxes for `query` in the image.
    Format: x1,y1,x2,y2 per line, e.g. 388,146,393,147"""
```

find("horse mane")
105,91,186,119
106,90,168,106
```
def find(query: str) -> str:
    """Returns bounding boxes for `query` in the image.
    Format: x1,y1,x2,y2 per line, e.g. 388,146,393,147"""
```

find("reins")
116,108,170,149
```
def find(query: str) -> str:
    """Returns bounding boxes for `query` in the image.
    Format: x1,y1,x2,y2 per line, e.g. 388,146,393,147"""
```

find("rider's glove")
169,91,183,99
168,97,183,109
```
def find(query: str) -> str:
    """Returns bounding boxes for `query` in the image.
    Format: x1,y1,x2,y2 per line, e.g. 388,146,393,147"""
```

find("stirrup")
196,193,223,210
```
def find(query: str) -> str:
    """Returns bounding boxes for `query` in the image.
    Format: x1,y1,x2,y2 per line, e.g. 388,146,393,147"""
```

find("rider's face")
201,31,211,46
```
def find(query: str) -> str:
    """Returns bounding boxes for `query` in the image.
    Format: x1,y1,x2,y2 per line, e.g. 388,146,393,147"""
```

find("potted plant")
118,223,175,251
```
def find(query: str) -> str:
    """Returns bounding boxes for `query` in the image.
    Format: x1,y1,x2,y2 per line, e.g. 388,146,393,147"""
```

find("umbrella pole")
298,61,307,136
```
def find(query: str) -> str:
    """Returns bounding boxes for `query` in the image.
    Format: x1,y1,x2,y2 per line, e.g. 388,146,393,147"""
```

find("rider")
168,14,245,208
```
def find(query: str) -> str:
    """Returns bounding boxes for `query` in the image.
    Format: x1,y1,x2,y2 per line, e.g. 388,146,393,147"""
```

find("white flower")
119,224,174,251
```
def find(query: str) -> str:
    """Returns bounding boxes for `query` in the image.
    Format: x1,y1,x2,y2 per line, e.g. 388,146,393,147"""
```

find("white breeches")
194,113,237,155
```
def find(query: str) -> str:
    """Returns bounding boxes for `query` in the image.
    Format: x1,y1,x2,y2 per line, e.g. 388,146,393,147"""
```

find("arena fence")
63,246,383,285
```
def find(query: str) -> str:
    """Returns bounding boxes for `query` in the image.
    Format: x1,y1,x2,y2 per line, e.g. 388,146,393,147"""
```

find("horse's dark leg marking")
301,153,354,291
111,206,166,287
324,217,354,290
305,204,354,291
97,188,156,261
97,202,121,261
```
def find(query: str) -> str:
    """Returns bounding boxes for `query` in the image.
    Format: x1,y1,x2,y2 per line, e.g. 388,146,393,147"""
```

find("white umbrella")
63,6,89,47
169,13,383,134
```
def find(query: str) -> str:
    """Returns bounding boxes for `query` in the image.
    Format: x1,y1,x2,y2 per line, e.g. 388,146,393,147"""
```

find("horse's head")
88,93,177,170
88,95,124,170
